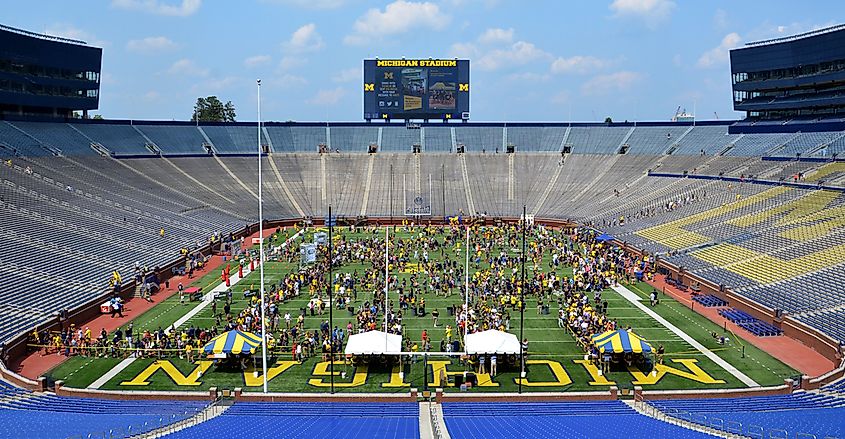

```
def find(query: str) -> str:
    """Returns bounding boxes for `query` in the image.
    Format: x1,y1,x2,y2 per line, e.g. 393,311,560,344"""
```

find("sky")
5,0,843,122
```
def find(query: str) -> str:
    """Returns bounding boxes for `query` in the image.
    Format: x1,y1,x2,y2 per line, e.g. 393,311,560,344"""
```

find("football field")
46,226,798,393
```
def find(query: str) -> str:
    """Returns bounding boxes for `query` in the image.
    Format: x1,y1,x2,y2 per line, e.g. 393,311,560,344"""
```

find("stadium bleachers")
717,307,783,336
6,121,93,155
165,402,420,439
442,401,714,439
648,392,845,439
137,125,207,155
822,377,845,394
70,123,150,155
0,118,844,351
0,380,206,438
0,120,828,158
692,294,728,307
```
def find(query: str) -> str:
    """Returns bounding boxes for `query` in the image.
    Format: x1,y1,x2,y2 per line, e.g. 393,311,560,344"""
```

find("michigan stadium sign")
364,59,470,121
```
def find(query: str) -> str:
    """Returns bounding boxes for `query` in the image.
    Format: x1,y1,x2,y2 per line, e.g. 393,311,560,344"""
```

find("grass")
45,226,799,393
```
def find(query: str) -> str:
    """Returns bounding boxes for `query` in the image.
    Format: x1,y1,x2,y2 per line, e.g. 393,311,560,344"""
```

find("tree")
191,96,236,122
604,117,613,124
92,114,104,120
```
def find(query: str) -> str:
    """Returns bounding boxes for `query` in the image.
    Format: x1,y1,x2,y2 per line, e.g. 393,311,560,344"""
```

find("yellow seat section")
692,243,845,284
692,243,760,269
729,190,845,242
805,162,845,182
635,187,789,250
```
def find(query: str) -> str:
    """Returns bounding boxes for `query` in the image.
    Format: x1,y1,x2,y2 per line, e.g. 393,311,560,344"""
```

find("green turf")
45,226,799,393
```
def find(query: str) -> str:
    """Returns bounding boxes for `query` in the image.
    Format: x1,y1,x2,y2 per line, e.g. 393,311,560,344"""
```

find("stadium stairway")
645,392,845,439
136,398,231,439
626,400,738,439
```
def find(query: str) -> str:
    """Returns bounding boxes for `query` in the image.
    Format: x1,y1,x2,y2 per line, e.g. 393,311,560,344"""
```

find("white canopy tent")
465,330,521,355
344,331,402,355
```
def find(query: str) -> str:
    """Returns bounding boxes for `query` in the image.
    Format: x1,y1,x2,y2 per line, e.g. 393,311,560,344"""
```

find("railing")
429,403,446,439
648,404,830,439
64,400,214,439
0,23,88,45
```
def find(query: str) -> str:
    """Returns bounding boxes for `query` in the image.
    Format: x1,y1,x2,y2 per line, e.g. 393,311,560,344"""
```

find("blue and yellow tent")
202,330,262,356
591,329,652,354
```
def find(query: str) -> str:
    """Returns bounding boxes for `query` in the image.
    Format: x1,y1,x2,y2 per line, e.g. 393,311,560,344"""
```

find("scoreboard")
364,59,469,121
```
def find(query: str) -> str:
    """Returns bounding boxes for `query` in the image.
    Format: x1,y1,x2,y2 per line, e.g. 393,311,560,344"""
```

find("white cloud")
551,56,610,74
111,0,201,16
261,0,346,8
476,41,551,71
344,1,450,45
333,67,361,83
166,58,209,77
126,36,178,53
283,23,324,53
697,32,741,68
307,87,346,105
451,28,553,72
244,55,272,68
581,71,643,96
45,24,108,47
477,27,513,45
609,0,675,27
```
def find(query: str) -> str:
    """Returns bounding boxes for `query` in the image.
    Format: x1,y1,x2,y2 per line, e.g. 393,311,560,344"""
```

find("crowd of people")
33,221,662,378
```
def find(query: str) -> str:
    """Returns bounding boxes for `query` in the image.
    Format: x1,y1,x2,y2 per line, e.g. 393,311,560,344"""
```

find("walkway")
13,255,227,380
13,227,287,381
647,275,835,377
87,229,301,389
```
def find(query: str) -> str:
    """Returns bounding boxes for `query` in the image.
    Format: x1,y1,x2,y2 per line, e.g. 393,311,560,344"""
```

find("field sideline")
45,226,798,393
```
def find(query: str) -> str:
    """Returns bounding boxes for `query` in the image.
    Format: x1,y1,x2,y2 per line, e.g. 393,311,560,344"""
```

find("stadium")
1,3,845,438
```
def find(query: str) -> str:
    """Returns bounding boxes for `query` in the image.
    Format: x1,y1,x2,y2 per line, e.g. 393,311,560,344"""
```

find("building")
0,24,102,118
730,24,845,119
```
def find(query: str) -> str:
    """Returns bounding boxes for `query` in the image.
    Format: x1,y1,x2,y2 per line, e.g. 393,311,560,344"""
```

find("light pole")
257,79,268,393
328,205,335,394
519,205,526,394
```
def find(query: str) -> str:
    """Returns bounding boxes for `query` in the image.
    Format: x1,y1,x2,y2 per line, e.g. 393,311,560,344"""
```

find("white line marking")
87,357,136,389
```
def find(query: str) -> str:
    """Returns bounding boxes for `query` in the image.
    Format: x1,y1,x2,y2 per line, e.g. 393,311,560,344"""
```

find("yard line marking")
87,356,135,389
612,284,759,387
